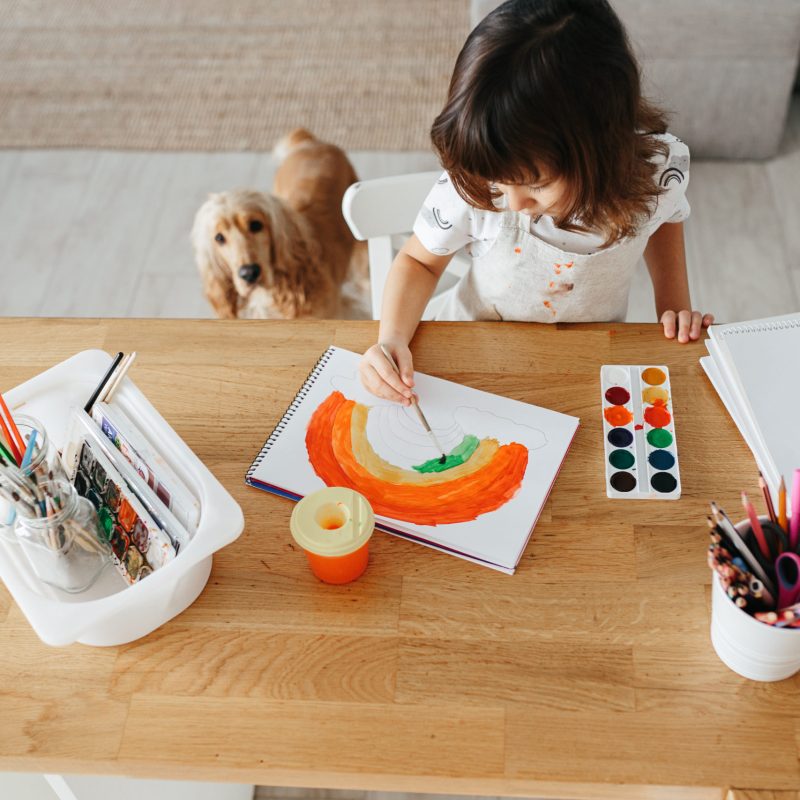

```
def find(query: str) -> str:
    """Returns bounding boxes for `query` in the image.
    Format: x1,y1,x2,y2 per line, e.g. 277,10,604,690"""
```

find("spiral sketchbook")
246,346,579,574
701,312,800,505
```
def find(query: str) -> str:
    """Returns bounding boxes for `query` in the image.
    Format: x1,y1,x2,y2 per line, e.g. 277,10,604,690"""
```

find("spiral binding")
719,318,800,336
245,346,336,484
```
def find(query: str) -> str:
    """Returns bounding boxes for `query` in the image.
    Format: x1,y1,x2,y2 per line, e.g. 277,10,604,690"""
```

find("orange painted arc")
305,392,528,526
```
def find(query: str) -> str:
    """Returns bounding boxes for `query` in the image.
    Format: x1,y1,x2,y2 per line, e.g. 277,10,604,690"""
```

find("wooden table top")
1,318,798,800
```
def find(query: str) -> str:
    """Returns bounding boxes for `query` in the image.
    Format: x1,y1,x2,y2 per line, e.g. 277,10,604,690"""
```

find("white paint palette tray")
600,364,681,500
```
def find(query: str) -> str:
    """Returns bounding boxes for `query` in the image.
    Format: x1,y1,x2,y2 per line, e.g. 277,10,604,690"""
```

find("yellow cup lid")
290,487,375,557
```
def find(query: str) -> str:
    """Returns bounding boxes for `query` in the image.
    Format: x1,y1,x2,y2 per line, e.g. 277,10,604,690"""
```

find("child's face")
495,173,569,219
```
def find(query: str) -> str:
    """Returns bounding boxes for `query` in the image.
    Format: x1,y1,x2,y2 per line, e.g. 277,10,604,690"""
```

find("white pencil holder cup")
710,518,800,682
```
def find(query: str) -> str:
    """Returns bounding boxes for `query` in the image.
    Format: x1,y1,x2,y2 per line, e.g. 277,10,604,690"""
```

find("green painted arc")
412,434,480,473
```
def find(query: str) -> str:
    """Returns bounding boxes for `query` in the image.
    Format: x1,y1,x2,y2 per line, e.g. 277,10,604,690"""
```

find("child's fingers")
660,310,677,339
677,310,692,343
702,313,715,328
359,363,411,405
393,349,415,387
370,355,414,399
689,310,703,340
367,347,414,397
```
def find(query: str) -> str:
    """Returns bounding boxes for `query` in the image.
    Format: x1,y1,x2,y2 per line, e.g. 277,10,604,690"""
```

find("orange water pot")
289,487,375,584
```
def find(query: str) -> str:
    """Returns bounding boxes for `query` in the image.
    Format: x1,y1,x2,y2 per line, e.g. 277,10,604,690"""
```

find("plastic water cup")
710,517,800,681
290,487,375,584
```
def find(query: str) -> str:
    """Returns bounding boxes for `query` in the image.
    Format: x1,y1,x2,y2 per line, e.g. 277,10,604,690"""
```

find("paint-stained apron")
436,210,650,322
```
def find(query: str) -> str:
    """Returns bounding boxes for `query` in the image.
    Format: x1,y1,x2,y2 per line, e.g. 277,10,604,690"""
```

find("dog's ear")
191,199,238,319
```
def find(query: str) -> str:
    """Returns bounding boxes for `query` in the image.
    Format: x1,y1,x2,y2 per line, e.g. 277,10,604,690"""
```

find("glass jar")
15,480,111,593
15,413,67,483
0,493,15,544
0,414,67,544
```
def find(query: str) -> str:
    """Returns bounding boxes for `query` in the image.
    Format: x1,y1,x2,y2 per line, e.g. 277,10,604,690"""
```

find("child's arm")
644,221,714,343
359,234,454,403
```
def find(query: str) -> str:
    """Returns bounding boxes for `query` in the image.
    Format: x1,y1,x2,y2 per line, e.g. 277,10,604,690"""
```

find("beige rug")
0,0,468,151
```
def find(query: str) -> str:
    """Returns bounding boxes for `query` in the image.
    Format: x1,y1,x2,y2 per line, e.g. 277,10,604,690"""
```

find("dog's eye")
249,220,263,233
214,233,226,244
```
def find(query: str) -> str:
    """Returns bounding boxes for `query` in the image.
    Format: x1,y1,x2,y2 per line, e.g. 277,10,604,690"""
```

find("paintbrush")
84,351,124,414
100,351,137,403
379,344,447,464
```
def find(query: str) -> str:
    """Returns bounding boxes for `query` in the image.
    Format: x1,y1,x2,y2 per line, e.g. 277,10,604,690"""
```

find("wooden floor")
0,96,798,325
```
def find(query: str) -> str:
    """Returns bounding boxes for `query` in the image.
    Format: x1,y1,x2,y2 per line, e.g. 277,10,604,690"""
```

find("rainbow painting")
305,391,528,525
246,346,579,573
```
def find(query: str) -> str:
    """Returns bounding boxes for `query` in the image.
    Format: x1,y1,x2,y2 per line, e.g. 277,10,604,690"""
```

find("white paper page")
700,355,777,493
710,314,800,502
249,347,579,571
704,338,778,489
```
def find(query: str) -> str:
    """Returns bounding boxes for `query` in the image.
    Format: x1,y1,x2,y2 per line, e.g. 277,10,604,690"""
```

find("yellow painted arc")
348,403,499,486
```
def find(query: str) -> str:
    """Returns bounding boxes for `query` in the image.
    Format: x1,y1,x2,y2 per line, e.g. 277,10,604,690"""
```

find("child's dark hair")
431,0,669,246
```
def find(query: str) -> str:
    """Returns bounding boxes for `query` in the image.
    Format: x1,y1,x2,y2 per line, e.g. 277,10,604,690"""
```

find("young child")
361,0,713,405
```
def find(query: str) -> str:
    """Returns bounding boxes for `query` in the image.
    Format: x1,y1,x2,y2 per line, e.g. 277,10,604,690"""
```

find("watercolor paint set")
72,438,176,582
61,408,187,584
600,364,681,500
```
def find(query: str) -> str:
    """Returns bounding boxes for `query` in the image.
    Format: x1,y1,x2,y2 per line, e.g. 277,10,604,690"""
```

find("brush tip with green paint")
413,435,480,474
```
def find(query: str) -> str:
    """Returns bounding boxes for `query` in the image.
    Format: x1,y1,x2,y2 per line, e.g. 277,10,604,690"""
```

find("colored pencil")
778,476,788,534
707,512,775,598
0,438,17,467
741,491,769,559
758,471,777,524
755,606,800,628
100,351,137,402
791,469,800,552
0,485,34,514
707,534,773,609
707,523,776,609
84,351,124,414
20,429,37,469
0,414,21,464
0,392,25,457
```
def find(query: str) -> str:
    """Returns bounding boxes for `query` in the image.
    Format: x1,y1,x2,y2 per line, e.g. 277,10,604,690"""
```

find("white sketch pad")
247,347,579,574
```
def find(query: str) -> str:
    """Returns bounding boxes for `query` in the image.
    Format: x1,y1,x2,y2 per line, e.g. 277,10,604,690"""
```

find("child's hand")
660,310,714,343
359,342,415,405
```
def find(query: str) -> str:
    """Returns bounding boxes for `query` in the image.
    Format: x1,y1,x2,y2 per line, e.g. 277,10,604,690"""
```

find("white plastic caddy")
0,350,244,646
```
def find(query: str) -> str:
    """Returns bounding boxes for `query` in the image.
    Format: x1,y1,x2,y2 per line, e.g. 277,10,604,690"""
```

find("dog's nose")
238,263,261,284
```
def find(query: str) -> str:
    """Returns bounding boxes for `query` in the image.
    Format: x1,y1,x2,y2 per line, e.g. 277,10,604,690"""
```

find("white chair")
342,172,469,320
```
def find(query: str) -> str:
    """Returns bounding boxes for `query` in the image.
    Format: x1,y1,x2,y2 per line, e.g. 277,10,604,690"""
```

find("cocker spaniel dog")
192,129,360,319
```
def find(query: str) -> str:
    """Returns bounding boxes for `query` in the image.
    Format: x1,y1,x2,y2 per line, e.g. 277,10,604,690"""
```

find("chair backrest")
343,171,441,239
343,171,456,319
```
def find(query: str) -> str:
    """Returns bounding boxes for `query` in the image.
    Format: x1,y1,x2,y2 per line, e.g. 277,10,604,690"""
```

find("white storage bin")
0,350,244,646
